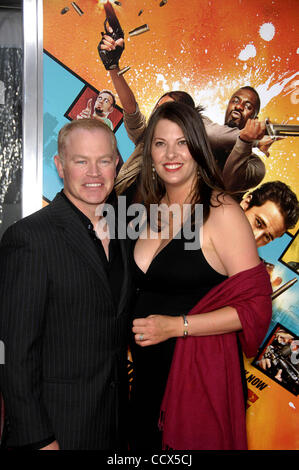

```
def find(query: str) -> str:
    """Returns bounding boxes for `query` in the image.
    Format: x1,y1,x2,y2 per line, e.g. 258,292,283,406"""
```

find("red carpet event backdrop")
43,0,299,450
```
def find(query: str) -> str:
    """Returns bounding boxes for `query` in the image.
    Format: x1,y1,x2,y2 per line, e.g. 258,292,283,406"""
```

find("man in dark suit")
0,118,131,450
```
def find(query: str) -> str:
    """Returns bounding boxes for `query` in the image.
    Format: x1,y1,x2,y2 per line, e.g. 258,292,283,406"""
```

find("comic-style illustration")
280,230,299,275
42,0,299,450
65,85,123,130
253,324,299,396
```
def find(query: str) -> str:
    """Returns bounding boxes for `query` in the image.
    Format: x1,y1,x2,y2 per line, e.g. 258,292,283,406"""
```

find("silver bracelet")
182,314,188,338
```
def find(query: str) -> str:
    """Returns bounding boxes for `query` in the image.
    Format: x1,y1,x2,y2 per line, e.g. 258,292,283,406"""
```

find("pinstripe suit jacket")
0,192,132,449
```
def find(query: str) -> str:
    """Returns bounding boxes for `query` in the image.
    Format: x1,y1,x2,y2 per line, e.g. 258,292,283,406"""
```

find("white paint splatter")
256,71,299,109
289,402,296,410
156,73,169,93
142,57,297,126
196,69,299,125
259,23,275,41
238,44,256,61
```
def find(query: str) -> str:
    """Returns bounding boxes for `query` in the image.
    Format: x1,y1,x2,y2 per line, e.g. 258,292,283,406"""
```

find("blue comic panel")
43,50,134,201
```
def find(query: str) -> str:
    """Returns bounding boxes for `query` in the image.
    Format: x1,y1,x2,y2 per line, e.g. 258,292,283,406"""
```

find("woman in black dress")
129,101,272,451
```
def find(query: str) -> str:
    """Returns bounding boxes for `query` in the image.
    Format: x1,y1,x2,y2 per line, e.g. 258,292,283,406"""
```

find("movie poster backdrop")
43,0,299,450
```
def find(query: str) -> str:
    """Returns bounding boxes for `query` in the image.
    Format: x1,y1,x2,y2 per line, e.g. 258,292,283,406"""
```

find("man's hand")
257,357,272,370
76,98,93,119
239,119,284,157
40,440,60,450
257,135,284,157
98,27,124,70
100,31,124,53
239,118,266,144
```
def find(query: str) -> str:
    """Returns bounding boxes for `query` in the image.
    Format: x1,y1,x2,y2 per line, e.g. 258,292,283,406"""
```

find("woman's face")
151,118,198,191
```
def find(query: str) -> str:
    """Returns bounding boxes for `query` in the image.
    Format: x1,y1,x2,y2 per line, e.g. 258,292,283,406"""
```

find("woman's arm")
133,306,242,346
133,195,262,346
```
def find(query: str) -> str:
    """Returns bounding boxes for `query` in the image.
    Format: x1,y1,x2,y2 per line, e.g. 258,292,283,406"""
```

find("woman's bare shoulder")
206,191,260,276
209,191,247,221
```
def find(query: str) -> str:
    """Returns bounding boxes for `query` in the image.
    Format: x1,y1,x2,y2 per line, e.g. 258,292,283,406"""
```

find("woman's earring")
152,164,156,180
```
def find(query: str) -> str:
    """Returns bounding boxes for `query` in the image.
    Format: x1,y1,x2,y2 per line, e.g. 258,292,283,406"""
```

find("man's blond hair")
58,118,117,163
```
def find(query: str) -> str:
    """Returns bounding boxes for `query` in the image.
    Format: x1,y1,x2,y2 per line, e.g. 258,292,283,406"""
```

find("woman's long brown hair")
140,101,225,222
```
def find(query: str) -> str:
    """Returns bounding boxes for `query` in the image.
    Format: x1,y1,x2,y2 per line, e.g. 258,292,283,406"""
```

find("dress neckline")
134,217,187,275
134,234,180,276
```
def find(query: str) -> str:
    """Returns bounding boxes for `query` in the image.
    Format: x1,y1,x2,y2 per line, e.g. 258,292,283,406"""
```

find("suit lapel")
49,194,112,300
116,238,130,317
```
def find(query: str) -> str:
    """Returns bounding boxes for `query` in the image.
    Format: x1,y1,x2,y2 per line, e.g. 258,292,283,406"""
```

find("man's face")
241,199,286,247
55,128,118,221
276,333,293,345
224,88,258,129
94,92,114,116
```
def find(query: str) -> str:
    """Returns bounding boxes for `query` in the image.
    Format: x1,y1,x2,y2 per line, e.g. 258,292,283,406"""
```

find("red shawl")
159,262,272,450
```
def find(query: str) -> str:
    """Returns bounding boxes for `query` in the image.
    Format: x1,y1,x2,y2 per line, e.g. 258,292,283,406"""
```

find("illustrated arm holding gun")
222,117,299,193
97,4,298,196
99,30,146,146
222,119,267,194
98,2,136,116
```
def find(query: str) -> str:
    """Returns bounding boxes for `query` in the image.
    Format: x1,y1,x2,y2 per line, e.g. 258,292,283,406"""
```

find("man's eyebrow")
71,154,114,159
258,215,274,240
71,154,86,159
232,95,254,105
256,214,266,227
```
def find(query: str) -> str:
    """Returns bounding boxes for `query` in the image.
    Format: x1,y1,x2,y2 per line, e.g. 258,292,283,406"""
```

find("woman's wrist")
170,315,189,338
167,315,183,339
181,314,189,338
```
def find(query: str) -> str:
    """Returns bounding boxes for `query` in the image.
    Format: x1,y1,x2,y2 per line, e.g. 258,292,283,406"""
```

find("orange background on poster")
44,0,299,224
44,0,299,450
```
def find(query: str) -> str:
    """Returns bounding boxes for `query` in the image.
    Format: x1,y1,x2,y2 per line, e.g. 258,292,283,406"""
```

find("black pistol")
98,2,124,70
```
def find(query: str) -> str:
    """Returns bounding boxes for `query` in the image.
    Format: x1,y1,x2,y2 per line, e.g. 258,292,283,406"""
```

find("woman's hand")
133,315,181,347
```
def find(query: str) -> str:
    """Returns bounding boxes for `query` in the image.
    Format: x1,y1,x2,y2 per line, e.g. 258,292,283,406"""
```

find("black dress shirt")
60,190,124,308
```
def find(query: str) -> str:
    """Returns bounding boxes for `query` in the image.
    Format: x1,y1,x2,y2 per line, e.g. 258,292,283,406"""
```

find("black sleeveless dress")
129,230,227,451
